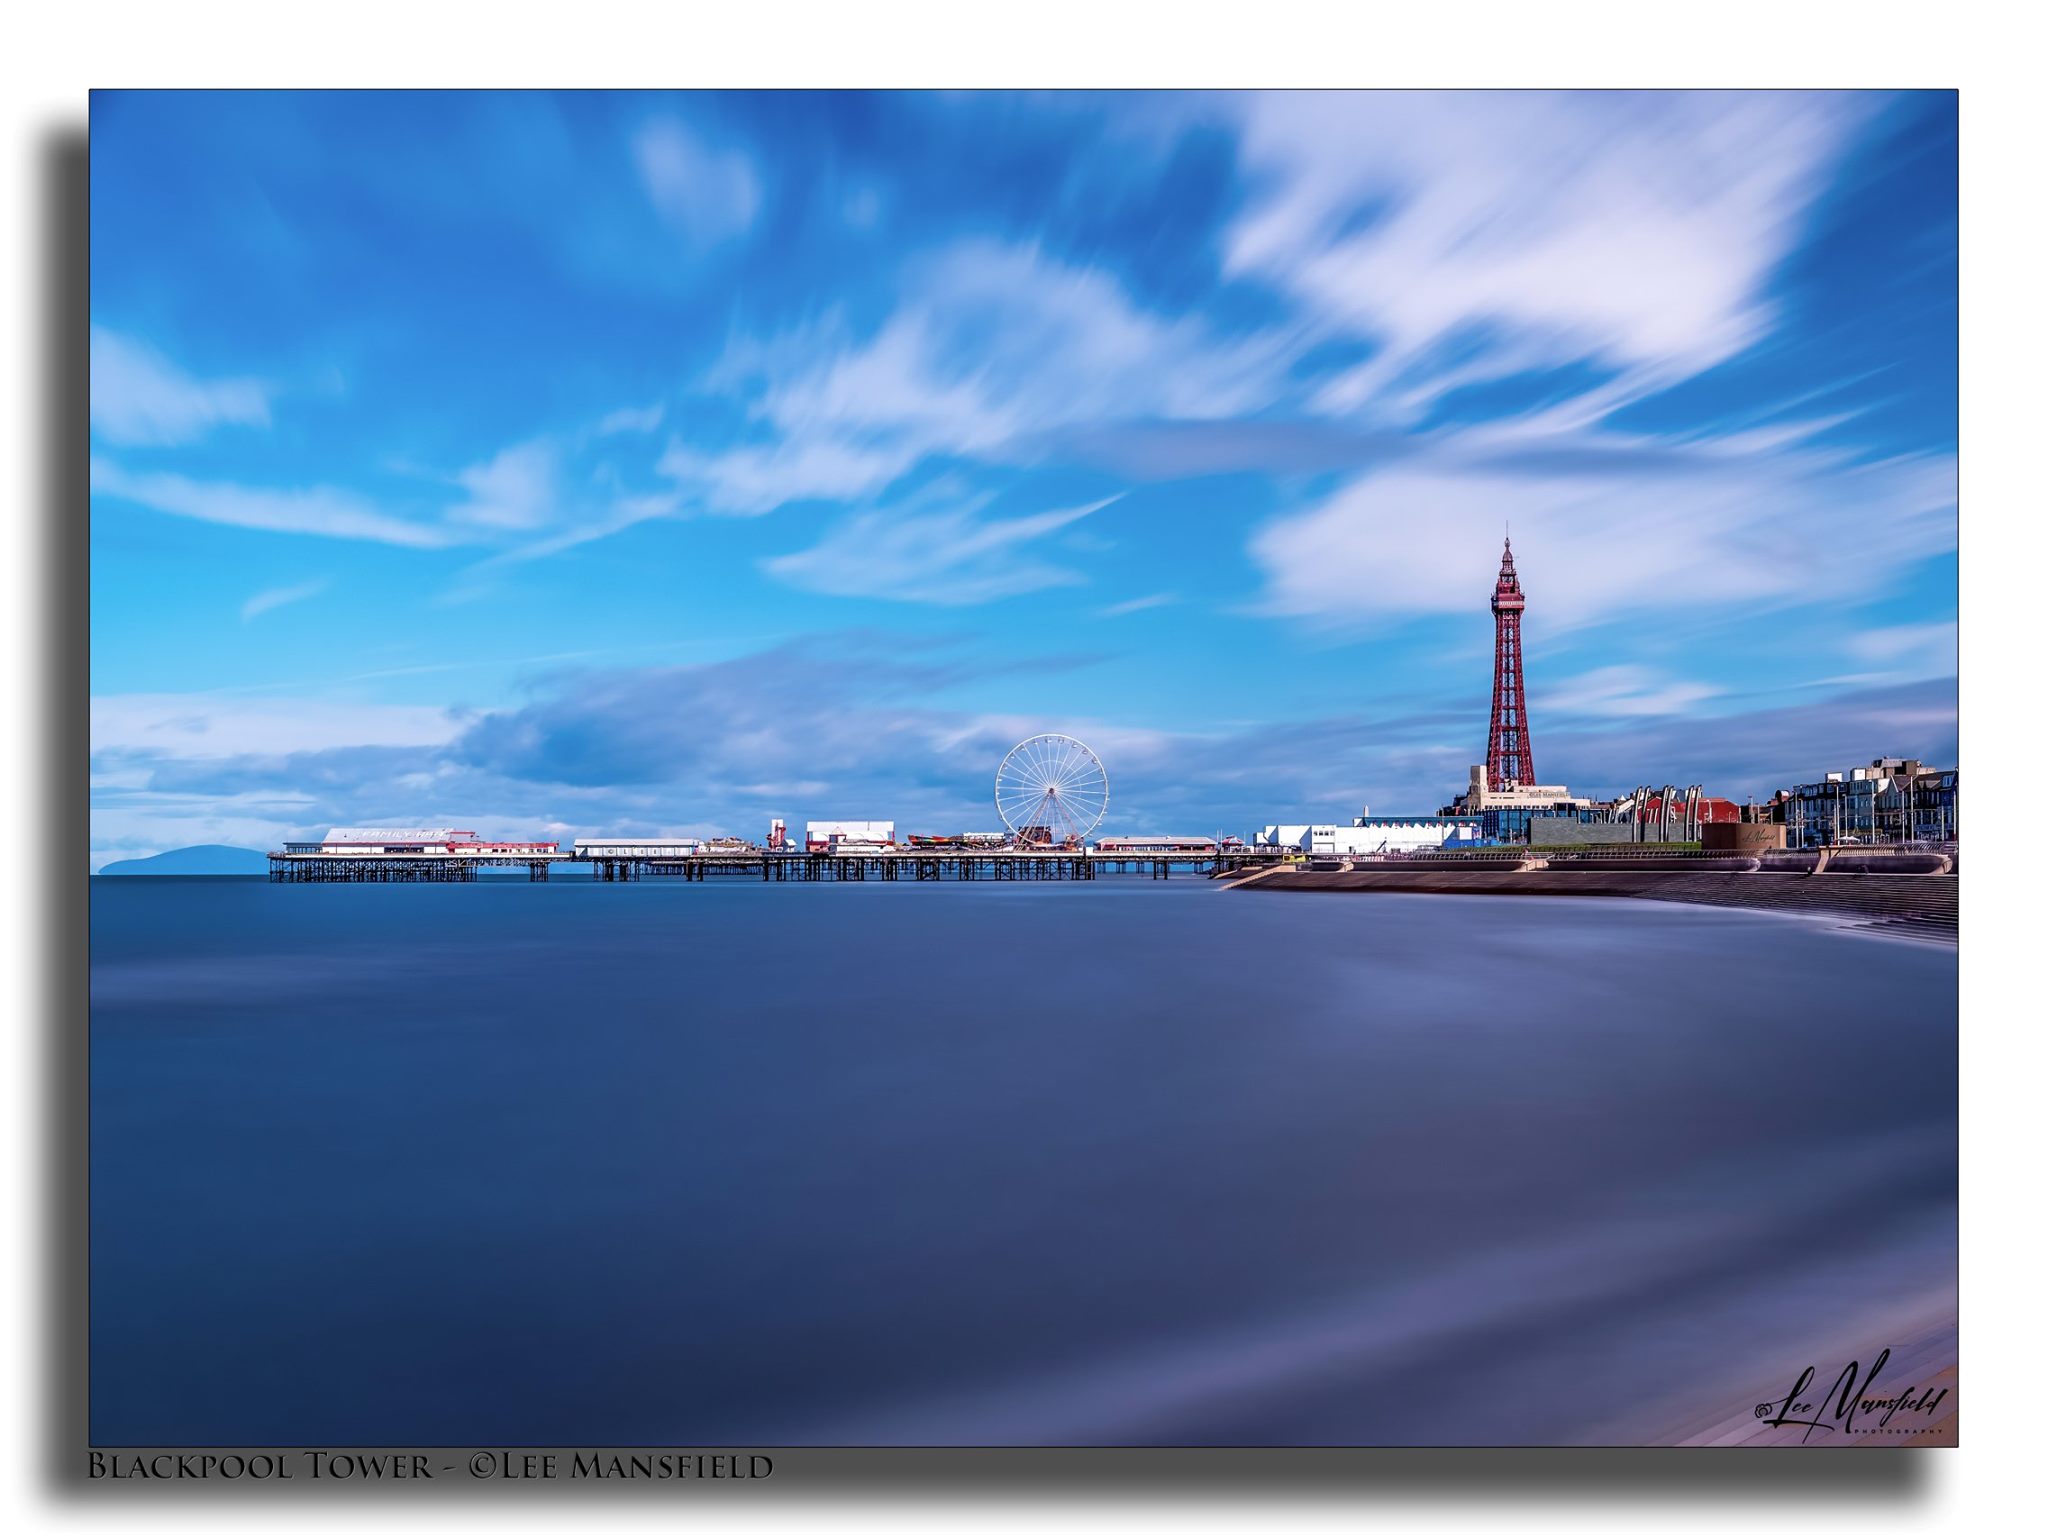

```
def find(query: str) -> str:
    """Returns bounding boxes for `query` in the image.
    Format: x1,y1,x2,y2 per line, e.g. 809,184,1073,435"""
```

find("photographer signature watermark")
1754,1348,1951,1442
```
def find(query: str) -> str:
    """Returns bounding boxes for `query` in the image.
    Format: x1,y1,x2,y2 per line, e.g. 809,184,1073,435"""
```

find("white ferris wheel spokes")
994,734,1109,847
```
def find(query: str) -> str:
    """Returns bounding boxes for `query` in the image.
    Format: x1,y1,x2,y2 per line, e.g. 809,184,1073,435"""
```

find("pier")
267,849,1268,883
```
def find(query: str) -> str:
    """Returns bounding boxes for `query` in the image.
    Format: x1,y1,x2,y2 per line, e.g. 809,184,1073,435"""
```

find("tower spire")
1486,534,1534,786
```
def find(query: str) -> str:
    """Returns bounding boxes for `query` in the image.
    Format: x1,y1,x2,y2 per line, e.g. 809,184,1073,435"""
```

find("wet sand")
1240,867,1957,941
1658,1302,1956,1448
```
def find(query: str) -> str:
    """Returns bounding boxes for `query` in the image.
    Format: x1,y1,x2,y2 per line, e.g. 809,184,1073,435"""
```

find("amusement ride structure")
993,733,1109,848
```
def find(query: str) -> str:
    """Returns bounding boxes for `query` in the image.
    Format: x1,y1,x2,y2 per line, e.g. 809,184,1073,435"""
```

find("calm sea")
88,877,1957,1446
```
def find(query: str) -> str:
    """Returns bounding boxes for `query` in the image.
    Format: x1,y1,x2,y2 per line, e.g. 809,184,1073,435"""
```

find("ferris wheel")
995,734,1109,848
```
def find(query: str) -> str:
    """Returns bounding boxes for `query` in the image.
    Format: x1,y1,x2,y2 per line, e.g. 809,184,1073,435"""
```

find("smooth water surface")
89,878,1957,1445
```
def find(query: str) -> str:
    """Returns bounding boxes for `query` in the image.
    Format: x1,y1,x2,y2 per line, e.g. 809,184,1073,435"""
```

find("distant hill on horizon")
97,844,270,876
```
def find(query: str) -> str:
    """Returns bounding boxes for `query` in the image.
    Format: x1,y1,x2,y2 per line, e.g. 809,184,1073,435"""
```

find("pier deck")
267,850,1259,883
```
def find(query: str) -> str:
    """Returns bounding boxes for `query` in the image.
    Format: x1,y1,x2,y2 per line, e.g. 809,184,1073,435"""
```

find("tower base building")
1442,764,1591,842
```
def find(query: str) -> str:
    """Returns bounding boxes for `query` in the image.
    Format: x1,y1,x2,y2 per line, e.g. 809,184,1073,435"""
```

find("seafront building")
1521,788,1739,846
1778,759,1958,847
1342,816,1483,853
1440,763,1593,842
1255,817,1482,855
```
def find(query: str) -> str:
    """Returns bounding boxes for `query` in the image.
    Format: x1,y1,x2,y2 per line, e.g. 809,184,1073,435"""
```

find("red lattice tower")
1485,536,1535,786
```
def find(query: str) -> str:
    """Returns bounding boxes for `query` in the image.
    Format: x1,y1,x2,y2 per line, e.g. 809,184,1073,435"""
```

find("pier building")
573,838,704,859
804,819,896,853
289,828,561,855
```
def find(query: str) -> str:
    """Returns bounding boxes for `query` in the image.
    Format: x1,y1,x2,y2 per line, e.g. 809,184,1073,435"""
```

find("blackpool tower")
1485,536,1535,786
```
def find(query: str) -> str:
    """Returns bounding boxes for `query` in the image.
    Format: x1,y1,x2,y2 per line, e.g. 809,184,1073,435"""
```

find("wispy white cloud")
594,402,666,436
487,492,683,566
1846,620,1957,667
698,241,1301,512
1838,619,1957,685
1535,665,1722,719
1098,593,1178,618
91,691,466,758
425,420,694,565
449,440,556,530
90,325,271,446
657,436,920,516
1209,95,1951,640
632,118,760,246
240,580,327,622
1247,436,1955,629
91,457,455,549
1214,91,1871,426
763,494,1117,606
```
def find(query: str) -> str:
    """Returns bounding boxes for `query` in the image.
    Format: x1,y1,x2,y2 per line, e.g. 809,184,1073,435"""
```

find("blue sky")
87,90,1957,865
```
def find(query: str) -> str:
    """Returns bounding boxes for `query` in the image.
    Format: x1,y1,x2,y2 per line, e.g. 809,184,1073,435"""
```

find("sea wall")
1528,821,1646,848
1702,823,1787,853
